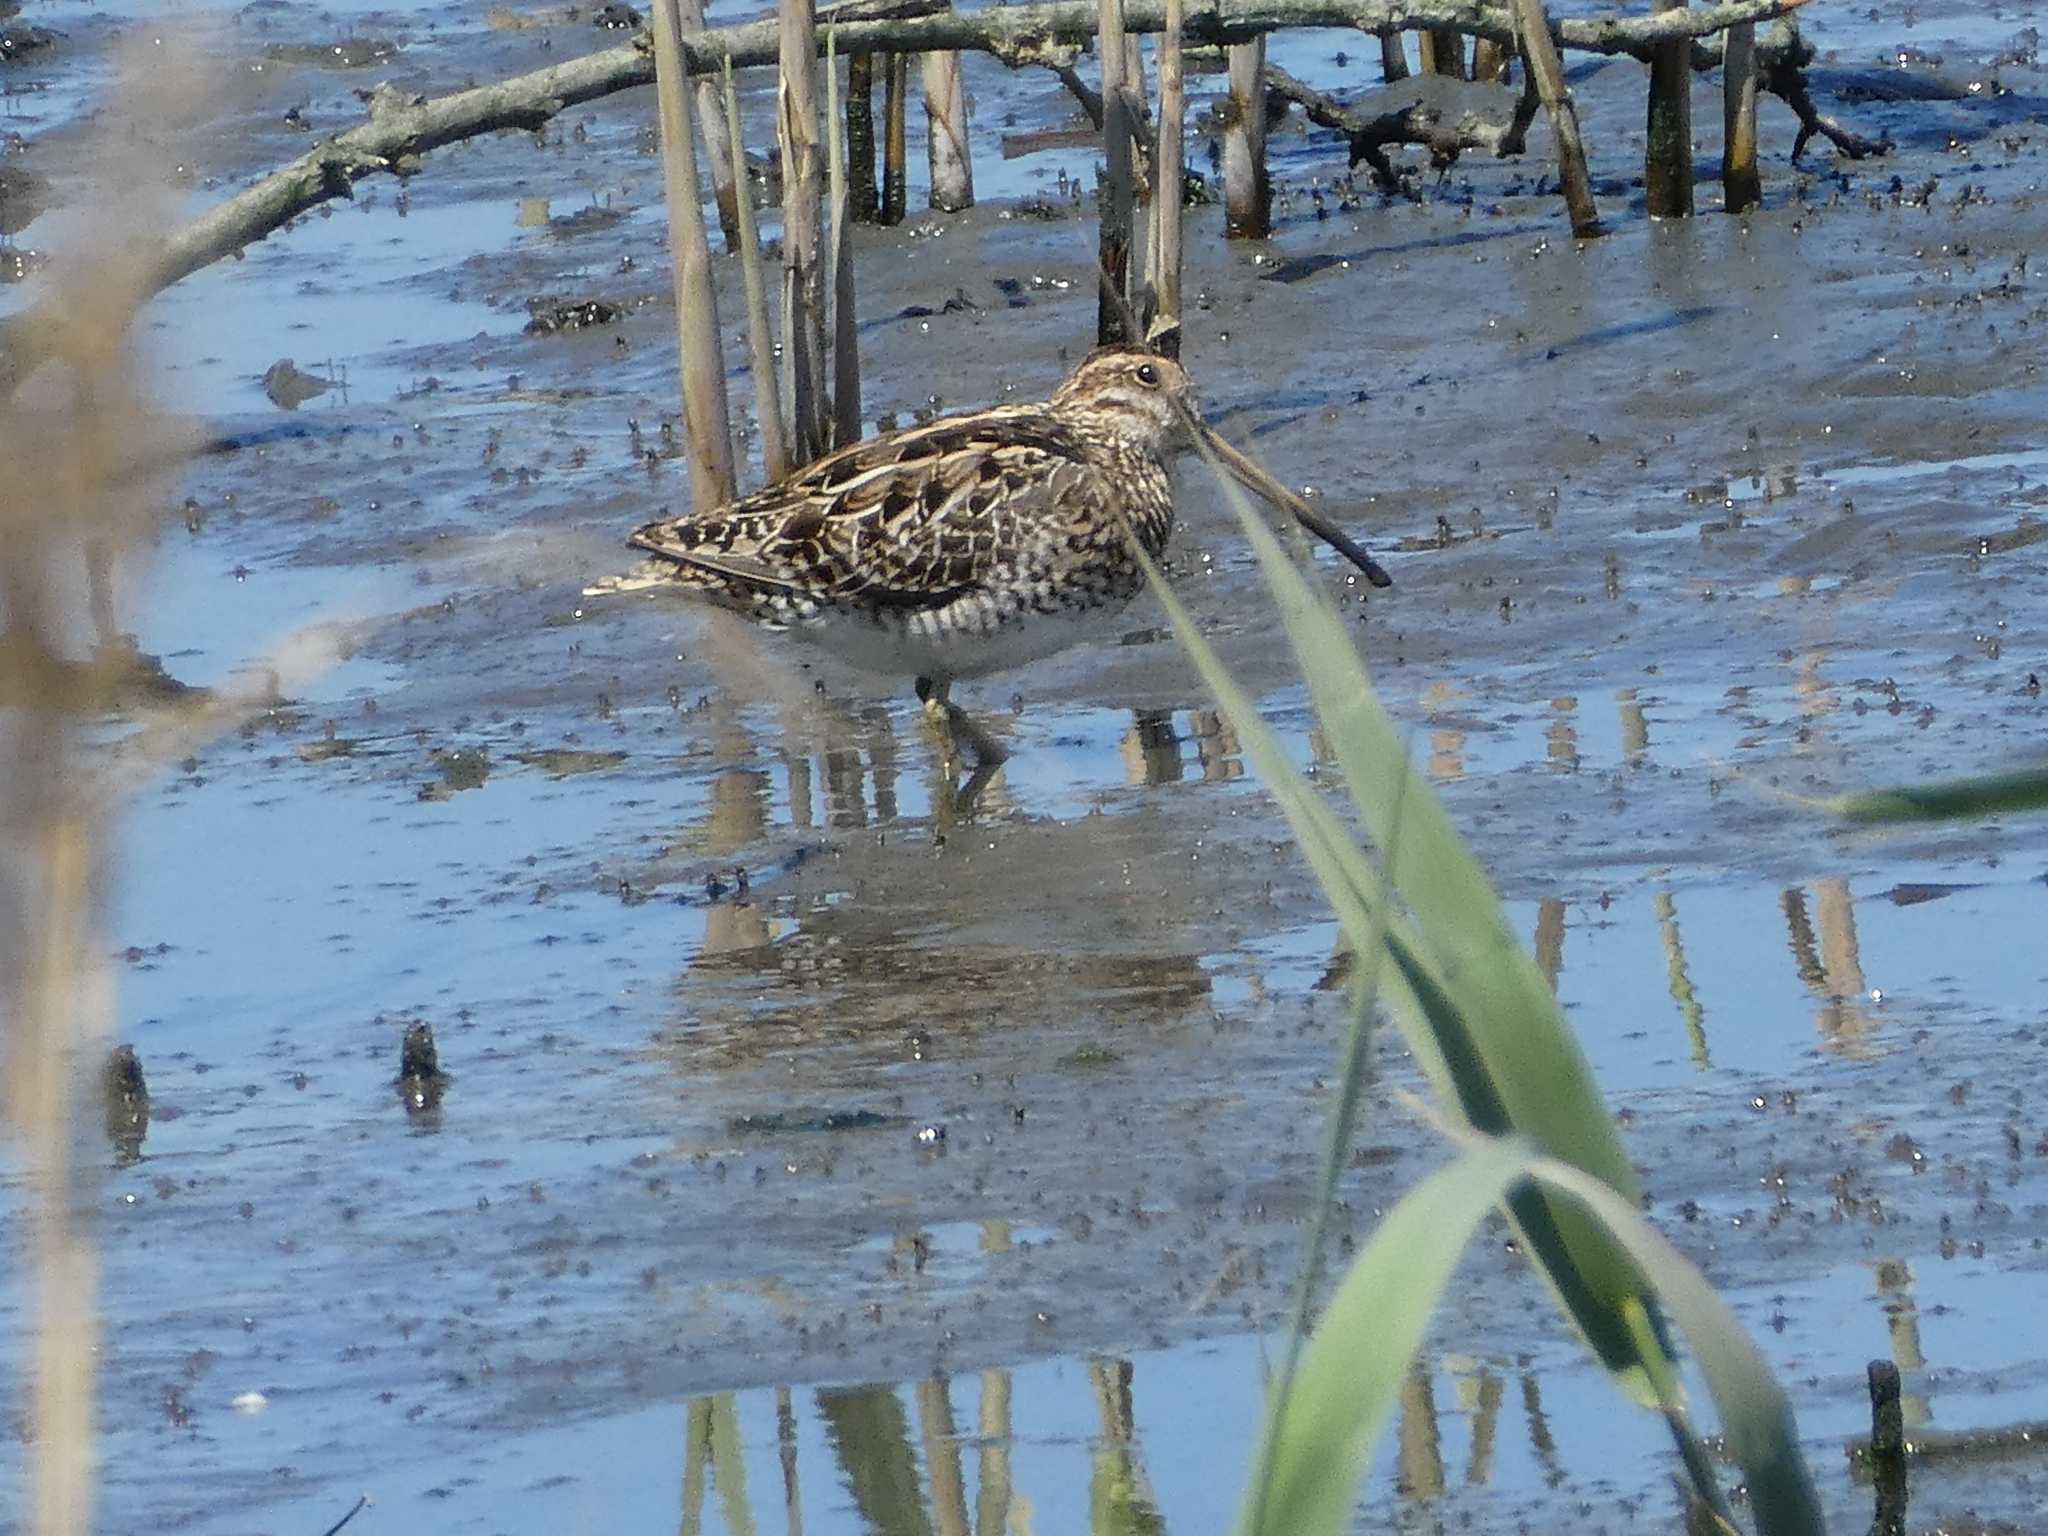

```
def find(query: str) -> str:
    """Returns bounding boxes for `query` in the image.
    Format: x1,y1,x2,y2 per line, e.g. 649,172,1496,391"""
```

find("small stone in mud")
420,747,489,799
590,2,642,28
523,297,621,335
261,358,333,411
103,1044,149,1166
397,1022,447,1113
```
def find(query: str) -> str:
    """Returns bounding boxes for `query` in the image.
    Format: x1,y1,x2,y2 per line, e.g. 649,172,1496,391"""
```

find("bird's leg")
913,676,1009,772
944,705,1009,768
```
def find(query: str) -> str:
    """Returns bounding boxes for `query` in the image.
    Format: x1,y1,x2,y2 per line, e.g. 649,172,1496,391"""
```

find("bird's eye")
1134,362,1160,387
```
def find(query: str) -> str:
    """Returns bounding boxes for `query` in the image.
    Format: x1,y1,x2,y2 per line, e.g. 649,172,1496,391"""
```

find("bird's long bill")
1195,423,1395,590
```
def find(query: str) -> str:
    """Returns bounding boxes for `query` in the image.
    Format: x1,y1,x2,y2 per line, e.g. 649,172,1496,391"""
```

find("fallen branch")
1762,38,1893,160
0,0,1813,391
1267,14,1877,194
1264,64,1517,189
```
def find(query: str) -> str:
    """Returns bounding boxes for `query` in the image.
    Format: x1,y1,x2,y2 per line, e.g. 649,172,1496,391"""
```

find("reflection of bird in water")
592,347,1390,772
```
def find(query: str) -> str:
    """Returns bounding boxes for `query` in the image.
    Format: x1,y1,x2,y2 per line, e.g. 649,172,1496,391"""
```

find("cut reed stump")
882,51,910,224
1514,0,1600,235
847,49,879,220
651,0,737,508
1646,0,1695,215
1222,37,1270,238
923,45,975,209
826,34,863,445
1378,27,1410,81
1721,18,1760,210
1866,1359,1907,1536
1419,26,1466,77
1148,0,1186,357
779,0,832,463
1097,0,1141,341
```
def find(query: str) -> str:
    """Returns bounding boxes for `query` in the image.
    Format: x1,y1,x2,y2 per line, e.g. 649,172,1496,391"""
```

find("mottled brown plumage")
597,345,1390,767
620,347,1189,698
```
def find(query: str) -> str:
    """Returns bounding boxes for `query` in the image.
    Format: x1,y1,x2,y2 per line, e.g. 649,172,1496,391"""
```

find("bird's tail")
581,559,676,599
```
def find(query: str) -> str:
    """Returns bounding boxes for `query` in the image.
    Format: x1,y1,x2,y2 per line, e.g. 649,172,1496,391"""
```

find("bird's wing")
628,412,1111,609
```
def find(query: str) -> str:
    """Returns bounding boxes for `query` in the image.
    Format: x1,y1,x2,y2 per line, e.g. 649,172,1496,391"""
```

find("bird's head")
1048,347,1199,455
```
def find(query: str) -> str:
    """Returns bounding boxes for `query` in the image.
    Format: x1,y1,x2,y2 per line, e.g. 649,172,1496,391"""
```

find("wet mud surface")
3,0,2048,1531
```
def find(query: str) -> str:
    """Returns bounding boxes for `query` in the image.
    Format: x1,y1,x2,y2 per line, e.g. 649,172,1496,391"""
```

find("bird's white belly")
794,598,1135,683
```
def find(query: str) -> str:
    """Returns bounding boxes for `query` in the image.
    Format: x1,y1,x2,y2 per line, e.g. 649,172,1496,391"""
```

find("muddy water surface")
3,0,2048,1531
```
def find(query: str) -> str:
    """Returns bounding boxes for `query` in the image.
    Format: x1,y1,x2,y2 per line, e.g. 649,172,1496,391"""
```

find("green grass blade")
1248,765,1405,1528
1526,1154,1826,1536
1233,1137,1534,1536
1127,540,1463,1105
1826,764,2048,823
1216,467,1634,1194
1179,458,1669,1395
1239,1127,1825,1536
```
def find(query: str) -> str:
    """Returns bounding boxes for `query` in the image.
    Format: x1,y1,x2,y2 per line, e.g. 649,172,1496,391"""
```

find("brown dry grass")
0,36,338,1536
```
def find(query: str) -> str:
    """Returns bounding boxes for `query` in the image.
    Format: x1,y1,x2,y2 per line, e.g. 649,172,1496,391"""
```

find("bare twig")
317,1495,372,1536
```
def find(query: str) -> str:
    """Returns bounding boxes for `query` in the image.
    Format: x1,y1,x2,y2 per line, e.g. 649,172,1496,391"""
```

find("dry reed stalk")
882,52,910,224
1123,34,1150,139
922,46,976,209
652,0,738,507
1149,0,1185,357
1097,0,1140,339
1222,38,1271,238
723,62,793,482
1646,0,1695,215
847,49,879,220
825,32,863,447
0,50,200,1536
678,0,744,247
1721,19,1760,211
779,0,832,463
1512,0,1601,235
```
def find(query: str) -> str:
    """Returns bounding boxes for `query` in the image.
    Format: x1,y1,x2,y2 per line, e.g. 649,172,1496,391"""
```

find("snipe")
592,347,1391,767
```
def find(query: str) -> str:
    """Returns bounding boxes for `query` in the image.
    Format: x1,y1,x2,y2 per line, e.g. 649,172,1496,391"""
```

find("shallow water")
3,0,2048,1531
